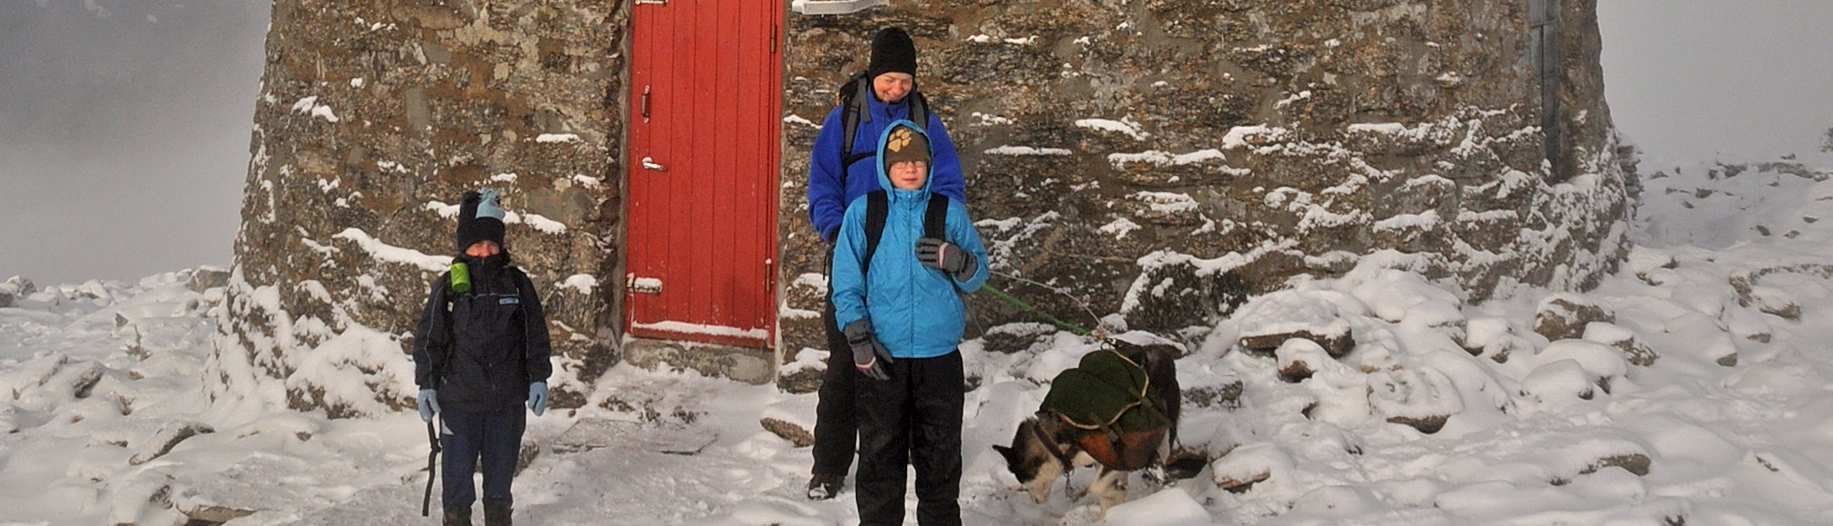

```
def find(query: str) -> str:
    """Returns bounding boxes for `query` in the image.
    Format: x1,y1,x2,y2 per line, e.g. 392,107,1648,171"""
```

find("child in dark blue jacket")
831,121,989,526
413,189,553,526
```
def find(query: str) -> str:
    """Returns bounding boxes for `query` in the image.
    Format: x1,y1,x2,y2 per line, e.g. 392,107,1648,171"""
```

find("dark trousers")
856,352,965,526
441,405,526,511
812,247,858,477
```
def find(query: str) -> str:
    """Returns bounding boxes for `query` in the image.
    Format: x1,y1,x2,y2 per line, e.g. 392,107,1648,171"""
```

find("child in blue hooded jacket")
830,120,989,526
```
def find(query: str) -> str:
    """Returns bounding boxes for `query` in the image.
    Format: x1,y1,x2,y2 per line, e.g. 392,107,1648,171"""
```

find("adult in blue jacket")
830,120,988,525
805,27,968,500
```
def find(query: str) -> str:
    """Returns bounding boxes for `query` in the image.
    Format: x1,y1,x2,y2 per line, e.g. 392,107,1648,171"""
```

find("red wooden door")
627,0,782,349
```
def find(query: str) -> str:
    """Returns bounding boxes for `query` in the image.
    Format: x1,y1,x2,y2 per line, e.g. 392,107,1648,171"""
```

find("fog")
0,1,268,284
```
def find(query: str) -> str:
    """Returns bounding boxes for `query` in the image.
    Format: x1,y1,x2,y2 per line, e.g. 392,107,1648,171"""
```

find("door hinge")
771,26,779,54
636,0,667,5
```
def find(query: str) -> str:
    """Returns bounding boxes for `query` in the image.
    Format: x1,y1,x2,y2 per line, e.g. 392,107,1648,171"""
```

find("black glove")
916,237,977,280
844,319,893,381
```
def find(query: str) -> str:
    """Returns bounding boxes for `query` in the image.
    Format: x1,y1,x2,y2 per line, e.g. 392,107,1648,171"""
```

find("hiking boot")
443,507,472,526
483,501,512,526
806,473,844,500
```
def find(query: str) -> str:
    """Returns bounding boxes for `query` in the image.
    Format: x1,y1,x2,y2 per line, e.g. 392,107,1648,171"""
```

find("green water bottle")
449,261,472,294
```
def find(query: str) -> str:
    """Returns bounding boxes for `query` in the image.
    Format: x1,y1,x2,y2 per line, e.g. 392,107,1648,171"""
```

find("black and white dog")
994,341,1183,515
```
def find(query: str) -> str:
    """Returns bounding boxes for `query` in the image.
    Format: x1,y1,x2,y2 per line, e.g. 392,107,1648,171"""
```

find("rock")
1210,443,1289,494
1539,340,1629,390
0,289,10,309
1535,294,1616,341
1275,338,1332,383
1369,368,1463,435
760,417,814,448
181,504,257,525
1521,360,1596,402
188,266,231,293
1235,291,1363,358
1716,353,1739,367
1582,322,1658,367
0,275,35,298
515,442,542,476
1743,286,1802,321
1184,380,1244,410
1583,453,1651,477
130,422,215,465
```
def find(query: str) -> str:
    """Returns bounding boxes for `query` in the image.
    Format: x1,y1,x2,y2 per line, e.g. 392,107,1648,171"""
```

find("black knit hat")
867,27,917,80
455,189,507,253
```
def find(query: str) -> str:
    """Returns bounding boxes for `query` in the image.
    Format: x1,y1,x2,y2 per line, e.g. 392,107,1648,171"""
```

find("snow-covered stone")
1534,294,1615,341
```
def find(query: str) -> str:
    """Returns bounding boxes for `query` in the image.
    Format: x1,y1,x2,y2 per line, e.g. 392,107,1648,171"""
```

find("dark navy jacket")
413,255,553,411
808,90,966,243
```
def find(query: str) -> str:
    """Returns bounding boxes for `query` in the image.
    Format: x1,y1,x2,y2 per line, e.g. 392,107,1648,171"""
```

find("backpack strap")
838,74,874,179
923,193,949,241
862,191,890,279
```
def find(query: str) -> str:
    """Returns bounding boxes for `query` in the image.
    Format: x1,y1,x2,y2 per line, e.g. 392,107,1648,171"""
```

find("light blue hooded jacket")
831,120,991,359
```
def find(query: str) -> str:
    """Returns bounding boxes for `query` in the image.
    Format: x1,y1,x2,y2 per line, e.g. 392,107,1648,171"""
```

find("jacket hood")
875,119,934,198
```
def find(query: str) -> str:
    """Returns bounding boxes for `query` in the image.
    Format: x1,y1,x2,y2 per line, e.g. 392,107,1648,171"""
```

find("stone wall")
219,0,1635,404
777,0,1634,383
209,1,627,416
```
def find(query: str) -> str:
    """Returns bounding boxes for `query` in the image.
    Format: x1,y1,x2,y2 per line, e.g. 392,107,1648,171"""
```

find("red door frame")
625,0,783,349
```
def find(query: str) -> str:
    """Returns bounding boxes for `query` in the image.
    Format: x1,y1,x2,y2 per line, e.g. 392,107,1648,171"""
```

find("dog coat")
1040,347,1171,471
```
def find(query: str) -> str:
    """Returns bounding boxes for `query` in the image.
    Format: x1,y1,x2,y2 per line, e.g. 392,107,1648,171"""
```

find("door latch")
641,157,666,172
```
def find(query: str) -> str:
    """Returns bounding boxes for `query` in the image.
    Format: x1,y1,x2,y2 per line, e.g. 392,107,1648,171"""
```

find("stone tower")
212,0,1632,414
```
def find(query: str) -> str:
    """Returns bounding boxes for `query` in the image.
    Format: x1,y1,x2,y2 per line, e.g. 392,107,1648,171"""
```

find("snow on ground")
7,160,1833,524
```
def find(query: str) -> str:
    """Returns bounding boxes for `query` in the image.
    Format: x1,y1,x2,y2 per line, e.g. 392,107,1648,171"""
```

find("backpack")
836,72,930,188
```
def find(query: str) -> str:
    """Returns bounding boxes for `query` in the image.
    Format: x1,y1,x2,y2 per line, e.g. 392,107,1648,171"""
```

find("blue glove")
416,388,439,422
528,382,548,416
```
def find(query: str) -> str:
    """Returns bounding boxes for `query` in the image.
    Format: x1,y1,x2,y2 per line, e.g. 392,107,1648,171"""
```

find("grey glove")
844,319,893,381
916,237,977,280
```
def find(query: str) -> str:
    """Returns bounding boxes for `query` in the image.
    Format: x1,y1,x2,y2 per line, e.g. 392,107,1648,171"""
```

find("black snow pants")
855,351,965,526
812,246,859,478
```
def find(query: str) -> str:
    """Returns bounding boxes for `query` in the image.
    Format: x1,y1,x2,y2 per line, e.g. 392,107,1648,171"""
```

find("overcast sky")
0,1,268,285
1,1,1830,285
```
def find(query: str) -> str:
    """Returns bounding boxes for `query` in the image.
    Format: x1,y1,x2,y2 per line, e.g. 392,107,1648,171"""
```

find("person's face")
873,72,914,104
889,161,928,190
465,240,501,258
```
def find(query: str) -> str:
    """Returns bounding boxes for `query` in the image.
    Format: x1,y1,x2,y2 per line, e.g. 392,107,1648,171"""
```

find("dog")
994,341,1183,515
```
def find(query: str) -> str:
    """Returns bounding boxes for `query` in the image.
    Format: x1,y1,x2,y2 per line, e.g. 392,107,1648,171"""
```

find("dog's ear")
992,444,1015,464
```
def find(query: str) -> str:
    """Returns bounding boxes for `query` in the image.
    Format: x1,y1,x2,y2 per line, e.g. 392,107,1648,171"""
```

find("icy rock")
129,422,215,465
1582,322,1658,367
1625,247,1678,275
76,280,113,302
1102,488,1211,526
1534,294,1614,341
0,289,10,309
1460,317,1529,363
1582,453,1651,477
188,266,231,293
760,417,814,447
1369,368,1462,434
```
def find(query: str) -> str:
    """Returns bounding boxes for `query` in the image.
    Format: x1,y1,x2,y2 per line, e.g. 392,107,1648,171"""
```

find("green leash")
982,284,1095,337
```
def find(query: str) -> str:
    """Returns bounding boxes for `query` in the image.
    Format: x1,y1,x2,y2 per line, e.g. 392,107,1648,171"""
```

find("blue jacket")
831,121,990,359
808,90,965,243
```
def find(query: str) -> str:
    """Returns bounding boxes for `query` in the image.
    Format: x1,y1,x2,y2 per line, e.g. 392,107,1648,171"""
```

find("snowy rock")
1534,294,1615,342
980,322,1057,354
1538,340,1629,390
187,266,230,293
1235,290,1362,358
1723,307,1773,344
129,422,215,465
1582,322,1659,367
1521,360,1597,402
1275,338,1333,383
1289,485,1383,518
1743,286,1802,320
1459,317,1529,363
1369,368,1463,434
1102,488,1210,526
0,289,10,309
1625,247,1678,275
1211,442,1291,493
0,275,36,298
